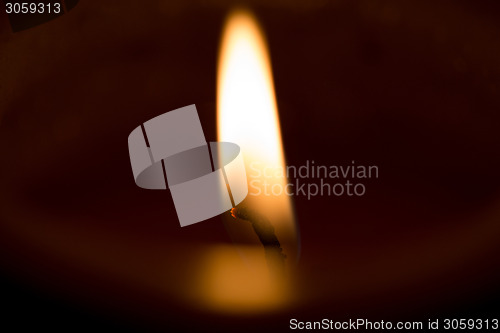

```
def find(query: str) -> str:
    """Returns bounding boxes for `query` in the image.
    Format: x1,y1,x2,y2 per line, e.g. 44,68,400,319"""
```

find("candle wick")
230,206,287,275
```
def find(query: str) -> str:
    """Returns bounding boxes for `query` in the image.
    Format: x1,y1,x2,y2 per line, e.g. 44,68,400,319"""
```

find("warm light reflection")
195,245,288,313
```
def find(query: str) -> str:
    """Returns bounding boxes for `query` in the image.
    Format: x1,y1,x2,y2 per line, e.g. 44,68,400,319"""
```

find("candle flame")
217,8,295,226
193,8,298,314
217,9,284,169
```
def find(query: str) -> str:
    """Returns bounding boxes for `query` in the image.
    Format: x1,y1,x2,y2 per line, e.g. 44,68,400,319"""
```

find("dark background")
1,0,499,331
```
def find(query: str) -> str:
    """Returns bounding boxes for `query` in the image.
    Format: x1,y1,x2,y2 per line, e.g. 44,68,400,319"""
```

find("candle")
1,1,499,330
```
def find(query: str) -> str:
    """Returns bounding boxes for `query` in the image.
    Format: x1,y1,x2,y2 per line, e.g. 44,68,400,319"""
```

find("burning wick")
230,206,286,275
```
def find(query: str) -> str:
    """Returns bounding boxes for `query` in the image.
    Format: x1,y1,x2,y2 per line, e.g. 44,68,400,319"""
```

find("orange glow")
193,245,288,313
